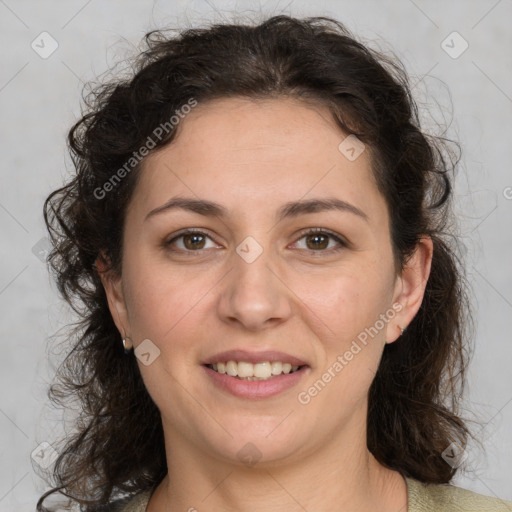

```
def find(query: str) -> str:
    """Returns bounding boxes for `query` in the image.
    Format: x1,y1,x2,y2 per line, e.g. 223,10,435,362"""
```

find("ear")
95,251,130,338
387,236,433,344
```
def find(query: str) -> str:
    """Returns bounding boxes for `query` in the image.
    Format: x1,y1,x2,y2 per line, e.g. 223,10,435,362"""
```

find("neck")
148,413,407,512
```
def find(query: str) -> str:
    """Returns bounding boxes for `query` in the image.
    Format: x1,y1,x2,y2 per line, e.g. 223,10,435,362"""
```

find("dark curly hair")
36,14,477,511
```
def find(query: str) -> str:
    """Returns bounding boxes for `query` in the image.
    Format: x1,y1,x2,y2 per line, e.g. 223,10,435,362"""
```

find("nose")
216,248,293,332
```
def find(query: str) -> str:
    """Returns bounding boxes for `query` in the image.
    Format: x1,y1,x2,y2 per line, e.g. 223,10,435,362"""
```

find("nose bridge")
217,236,292,330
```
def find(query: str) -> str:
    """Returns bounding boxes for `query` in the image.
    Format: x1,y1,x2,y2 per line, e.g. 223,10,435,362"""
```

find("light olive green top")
109,477,512,511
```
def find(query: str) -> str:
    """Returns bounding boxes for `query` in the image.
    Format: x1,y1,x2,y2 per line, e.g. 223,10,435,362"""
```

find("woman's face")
103,97,427,468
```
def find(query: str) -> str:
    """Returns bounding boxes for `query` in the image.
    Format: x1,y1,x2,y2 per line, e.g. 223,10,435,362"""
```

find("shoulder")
89,489,153,512
406,477,512,511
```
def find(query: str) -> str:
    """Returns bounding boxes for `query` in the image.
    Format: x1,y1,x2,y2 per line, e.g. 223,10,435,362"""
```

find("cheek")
121,254,213,344
297,271,391,409
296,263,394,345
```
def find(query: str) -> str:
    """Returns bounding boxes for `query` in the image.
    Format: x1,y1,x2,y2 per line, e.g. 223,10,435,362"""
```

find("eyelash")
164,227,347,255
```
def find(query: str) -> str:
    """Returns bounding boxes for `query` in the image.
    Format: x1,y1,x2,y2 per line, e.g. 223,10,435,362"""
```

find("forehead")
132,96,386,223
167,96,357,165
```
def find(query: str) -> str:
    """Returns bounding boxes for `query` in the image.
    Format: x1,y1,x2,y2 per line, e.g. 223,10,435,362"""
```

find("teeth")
226,361,238,377
254,362,272,379
209,360,303,380
271,361,282,375
238,361,254,378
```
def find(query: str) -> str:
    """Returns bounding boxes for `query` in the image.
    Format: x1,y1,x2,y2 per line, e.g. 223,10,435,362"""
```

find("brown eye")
165,230,218,252
182,233,207,250
305,233,330,250
293,229,346,253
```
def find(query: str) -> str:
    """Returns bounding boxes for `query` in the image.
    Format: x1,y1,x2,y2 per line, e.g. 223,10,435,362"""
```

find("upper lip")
202,350,308,366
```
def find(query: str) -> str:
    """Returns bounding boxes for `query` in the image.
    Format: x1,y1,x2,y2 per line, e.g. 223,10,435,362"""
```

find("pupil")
184,234,205,250
307,234,328,250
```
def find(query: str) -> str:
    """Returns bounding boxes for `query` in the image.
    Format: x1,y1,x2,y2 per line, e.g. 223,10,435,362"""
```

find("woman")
36,14,512,512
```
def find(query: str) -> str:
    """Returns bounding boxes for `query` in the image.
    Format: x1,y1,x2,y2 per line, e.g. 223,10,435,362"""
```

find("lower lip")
202,365,309,399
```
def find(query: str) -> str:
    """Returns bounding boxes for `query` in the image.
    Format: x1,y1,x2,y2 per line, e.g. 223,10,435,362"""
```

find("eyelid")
294,227,347,242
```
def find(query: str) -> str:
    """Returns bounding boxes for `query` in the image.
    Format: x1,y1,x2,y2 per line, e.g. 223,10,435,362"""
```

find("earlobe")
387,236,433,344
95,252,130,339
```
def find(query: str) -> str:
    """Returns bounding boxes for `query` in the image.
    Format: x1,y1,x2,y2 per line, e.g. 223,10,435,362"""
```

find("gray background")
1,0,511,510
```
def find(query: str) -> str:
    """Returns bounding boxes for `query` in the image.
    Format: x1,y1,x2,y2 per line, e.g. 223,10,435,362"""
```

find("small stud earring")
122,337,133,354
400,326,406,335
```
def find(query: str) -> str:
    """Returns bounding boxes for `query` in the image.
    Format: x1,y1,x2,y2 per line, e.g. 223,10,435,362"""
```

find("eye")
292,228,347,253
164,227,347,255
164,229,219,252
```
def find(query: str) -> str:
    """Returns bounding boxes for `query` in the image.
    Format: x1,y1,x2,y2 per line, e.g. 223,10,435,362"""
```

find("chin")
203,421,307,468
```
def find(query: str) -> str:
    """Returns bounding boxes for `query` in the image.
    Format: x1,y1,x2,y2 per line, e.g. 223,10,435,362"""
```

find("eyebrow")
145,196,368,222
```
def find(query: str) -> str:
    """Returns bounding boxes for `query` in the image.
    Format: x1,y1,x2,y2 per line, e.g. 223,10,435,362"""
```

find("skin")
99,96,433,512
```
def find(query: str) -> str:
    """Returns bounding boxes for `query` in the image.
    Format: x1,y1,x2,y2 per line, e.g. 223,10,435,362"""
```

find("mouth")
202,359,311,400
205,361,306,381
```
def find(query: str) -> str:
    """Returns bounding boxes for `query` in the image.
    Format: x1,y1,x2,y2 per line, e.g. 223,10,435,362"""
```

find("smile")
203,362,309,399
206,361,303,380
